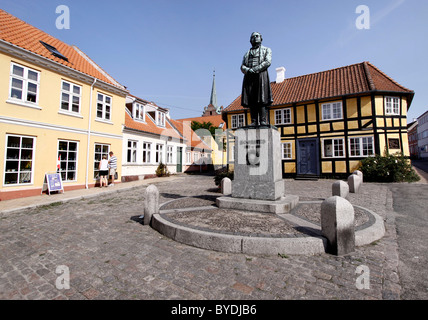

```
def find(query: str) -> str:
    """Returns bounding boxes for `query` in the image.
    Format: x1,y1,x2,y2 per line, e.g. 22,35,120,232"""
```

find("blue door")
297,139,319,175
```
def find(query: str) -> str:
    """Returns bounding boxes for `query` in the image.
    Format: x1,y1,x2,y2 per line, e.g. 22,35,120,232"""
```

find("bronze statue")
241,32,273,127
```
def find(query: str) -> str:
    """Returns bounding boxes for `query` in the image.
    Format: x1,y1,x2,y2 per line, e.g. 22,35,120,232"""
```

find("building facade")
122,95,189,180
0,9,128,200
407,120,418,159
222,62,414,178
417,110,428,158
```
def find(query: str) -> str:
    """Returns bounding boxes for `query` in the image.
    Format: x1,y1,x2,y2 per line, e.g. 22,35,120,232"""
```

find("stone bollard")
332,180,349,198
321,196,355,255
143,184,159,226
348,174,362,193
221,177,232,195
353,170,363,183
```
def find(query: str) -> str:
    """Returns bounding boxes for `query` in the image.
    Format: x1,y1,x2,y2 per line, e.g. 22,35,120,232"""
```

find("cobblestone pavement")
0,174,410,300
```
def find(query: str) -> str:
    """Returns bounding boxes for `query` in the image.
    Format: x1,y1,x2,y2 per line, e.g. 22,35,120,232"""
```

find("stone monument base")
216,194,299,214
231,180,284,201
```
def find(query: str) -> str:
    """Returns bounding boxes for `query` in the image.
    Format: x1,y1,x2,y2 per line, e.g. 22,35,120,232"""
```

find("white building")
417,110,428,158
121,95,188,180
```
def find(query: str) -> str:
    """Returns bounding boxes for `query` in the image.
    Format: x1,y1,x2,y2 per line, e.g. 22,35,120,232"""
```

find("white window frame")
281,142,292,160
94,143,110,179
155,144,164,164
127,140,138,163
322,138,345,158
58,140,78,182
60,80,82,114
142,142,151,164
96,93,112,121
275,108,292,125
194,152,199,164
9,62,40,107
156,111,166,127
322,102,343,121
133,102,145,122
385,96,400,115
167,145,174,164
4,134,36,186
186,151,191,164
349,136,375,157
231,114,245,129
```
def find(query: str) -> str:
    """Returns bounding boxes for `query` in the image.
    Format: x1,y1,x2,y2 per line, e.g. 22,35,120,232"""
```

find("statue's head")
250,32,262,47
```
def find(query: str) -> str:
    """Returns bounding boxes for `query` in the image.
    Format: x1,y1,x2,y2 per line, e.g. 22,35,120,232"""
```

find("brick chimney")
276,67,286,83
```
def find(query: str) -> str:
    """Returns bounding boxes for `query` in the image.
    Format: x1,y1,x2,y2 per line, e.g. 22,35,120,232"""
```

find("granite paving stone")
0,174,415,300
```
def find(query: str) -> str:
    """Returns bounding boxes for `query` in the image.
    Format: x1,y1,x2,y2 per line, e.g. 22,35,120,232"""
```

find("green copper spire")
210,69,220,113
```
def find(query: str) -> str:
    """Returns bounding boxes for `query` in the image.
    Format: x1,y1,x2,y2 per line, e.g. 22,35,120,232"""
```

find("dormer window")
156,111,166,127
133,102,145,122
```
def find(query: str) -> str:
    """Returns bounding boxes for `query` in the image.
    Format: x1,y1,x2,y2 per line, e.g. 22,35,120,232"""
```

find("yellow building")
0,9,128,200
222,62,414,178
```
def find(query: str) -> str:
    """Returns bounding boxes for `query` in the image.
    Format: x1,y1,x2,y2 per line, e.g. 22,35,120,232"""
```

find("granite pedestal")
217,127,298,213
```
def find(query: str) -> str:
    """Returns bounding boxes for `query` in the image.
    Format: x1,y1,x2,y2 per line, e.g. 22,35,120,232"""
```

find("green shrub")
359,153,420,182
214,168,234,186
155,162,170,177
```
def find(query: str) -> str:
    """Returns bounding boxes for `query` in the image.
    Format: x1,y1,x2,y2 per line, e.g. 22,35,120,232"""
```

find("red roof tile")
169,118,212,150
124,112,183,140
224,62,413,113
177,114,226,129
0,9,125,89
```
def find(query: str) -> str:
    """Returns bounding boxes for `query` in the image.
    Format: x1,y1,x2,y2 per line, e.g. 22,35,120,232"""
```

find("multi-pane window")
94,144,110,179
322,102,342,120
349,137,374,157
155,144,164,164
127,140,137,163
231,114,245,129
281,142,292,159
9,63,40,104
142,142,151,163
385,97,400,115
97,93,112,121
167,146,174,164
61,81,81,113
156,111,166,127
186,152,191,164
194,152,199,164
134,103,145,121
275,109,291,125
4,135,35,185
58,140,78,181
323,138,344,158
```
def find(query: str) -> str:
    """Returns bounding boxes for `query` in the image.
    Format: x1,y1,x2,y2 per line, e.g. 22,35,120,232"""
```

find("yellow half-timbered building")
222,62,414,178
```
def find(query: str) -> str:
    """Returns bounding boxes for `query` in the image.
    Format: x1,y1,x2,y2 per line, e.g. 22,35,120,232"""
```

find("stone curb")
151,202,386,255
152,213,327,255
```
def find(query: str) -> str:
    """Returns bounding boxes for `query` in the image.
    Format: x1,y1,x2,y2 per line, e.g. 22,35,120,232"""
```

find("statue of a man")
241,32,273,127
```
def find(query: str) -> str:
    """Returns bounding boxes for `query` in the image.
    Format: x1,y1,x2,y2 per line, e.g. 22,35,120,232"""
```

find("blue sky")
2,0,427,122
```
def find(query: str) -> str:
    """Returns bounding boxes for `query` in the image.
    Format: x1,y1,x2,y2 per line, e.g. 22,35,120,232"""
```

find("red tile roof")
0,9,125,89
124,111,183,140
169,118,212,151
224,62,414,113
177,114,226,129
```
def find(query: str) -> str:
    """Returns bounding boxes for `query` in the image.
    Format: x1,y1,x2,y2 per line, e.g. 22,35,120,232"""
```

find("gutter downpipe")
85,78,97,189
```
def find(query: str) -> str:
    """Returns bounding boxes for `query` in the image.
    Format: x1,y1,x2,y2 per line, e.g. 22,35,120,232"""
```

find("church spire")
210,69,218,110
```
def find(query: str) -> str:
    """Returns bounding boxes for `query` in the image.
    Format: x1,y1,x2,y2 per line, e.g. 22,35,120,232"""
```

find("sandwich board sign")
42,172,64,195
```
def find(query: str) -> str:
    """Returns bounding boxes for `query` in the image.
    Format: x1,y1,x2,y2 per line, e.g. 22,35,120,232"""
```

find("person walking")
108,151,117,186
98,155,109,187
